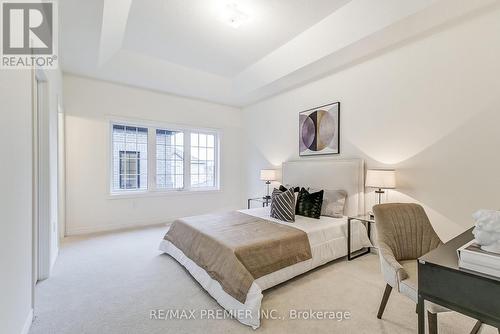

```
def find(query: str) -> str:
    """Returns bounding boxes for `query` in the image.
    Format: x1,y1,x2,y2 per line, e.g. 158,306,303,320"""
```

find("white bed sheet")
243,207,372,289
158,208,372,329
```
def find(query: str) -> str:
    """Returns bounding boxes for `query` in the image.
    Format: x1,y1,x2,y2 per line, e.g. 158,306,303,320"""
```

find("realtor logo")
1,1,58,68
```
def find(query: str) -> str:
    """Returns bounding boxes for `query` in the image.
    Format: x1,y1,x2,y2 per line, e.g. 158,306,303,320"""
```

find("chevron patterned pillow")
270,188,296,222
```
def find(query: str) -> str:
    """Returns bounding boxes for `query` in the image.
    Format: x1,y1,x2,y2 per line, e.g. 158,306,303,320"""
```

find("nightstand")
247,197,271,209
347,214,375,261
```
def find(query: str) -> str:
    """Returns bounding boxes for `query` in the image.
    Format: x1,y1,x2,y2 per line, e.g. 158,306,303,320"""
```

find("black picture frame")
299,102,340,156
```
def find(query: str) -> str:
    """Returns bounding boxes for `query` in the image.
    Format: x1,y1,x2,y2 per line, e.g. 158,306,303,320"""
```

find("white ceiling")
60,0,497,107
123,0,349,77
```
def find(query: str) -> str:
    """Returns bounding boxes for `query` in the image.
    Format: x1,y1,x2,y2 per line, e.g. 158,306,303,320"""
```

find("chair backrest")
374,203,442,261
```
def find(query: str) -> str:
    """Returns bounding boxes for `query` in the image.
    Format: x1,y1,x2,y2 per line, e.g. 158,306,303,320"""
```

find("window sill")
108,188,221,200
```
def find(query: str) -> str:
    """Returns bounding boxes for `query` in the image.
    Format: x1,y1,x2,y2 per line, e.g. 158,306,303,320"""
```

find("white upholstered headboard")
282,159,365,217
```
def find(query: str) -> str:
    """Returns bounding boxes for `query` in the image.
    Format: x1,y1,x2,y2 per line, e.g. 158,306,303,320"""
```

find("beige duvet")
164,211,312,303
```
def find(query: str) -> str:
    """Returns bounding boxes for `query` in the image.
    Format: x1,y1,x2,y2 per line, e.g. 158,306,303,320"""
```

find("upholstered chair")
374,203,483,334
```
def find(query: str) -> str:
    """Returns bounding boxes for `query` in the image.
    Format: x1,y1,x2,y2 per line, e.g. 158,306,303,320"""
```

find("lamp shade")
365,169,396,189
260,169,277,181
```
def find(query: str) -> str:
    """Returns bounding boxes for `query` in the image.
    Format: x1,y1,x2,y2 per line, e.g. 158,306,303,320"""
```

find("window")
112,125,148,191
156,129,184,190
110,121,219,194
119,151,141,189
191,132,216,188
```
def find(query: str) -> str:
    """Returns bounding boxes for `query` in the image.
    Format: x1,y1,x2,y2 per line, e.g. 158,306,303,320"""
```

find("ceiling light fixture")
220,3,249,28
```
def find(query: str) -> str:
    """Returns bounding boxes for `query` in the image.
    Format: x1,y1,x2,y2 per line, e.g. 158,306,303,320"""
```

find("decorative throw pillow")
279,185,300,204
270,188,296,222
295,188,324,219
279,185,300,193
310,188,347,218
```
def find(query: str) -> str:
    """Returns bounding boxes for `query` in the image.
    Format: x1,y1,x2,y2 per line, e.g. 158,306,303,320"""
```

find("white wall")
63,74,244,235
242,7,500,241
0,65,62,334
0,70,34,334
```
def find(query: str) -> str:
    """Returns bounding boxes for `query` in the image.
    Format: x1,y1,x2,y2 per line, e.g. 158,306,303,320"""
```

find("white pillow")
309,188,347,218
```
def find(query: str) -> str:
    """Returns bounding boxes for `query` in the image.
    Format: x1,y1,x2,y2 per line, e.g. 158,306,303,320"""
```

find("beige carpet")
30,225,496,334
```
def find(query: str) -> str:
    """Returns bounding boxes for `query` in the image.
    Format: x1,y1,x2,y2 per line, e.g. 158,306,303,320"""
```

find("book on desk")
457,240,500,278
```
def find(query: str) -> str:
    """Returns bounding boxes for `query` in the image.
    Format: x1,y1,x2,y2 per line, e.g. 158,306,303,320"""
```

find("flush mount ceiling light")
219,3,249,28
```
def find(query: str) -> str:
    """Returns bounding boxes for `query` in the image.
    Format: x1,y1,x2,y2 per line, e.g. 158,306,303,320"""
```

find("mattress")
159,207,372,329
244,207,371,289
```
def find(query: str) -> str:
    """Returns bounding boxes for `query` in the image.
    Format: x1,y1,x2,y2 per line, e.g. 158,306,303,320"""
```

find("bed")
159,159,371,329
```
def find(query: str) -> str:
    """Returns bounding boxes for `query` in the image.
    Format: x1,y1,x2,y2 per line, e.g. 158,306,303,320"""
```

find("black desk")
417,228,500,334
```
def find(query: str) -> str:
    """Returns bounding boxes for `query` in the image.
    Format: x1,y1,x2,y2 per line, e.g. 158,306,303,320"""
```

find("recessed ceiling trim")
233,0,437,96
62,0,500,107
233,0,499,105
98,0,133,66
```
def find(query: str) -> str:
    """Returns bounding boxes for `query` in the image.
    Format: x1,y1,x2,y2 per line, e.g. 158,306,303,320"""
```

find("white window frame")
108,118,220,197
188,131,219,190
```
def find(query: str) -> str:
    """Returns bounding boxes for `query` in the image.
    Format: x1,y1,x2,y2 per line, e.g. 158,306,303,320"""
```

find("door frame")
57,103,66,239
33,68,51,294
31,68,38,308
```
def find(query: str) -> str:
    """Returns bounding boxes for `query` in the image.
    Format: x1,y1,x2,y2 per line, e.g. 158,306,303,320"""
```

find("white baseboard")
21,309,33,334
66,219,171,236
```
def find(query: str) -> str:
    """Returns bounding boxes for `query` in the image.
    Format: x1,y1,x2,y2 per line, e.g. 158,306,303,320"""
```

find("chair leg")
469,321,482,334
377,284,392,319
428,311,438,334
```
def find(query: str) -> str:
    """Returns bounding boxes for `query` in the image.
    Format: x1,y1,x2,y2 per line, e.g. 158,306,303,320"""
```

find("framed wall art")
299,102,340,156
